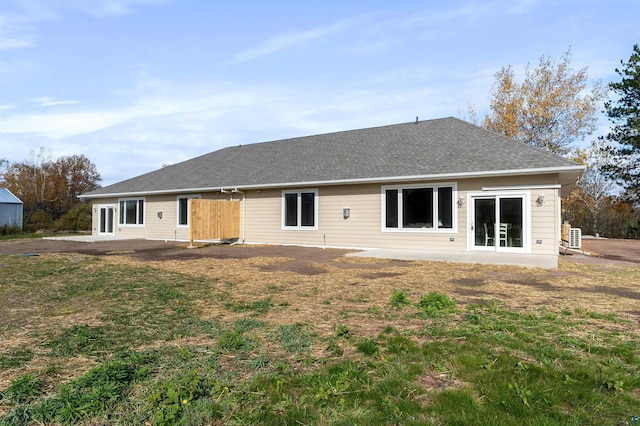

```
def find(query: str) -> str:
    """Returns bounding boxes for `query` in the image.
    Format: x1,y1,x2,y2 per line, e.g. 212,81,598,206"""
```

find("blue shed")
0,188,23,230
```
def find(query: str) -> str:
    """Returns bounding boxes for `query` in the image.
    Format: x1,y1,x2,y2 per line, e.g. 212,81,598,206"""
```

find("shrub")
55,203,92,231
26,210,54,232
0,224,22,236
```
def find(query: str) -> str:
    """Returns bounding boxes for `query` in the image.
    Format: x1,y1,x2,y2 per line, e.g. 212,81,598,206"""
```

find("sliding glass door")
472,195,526,252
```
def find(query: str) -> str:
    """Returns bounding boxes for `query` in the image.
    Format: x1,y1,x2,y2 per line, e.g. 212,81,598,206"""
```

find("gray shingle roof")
82,117,582,198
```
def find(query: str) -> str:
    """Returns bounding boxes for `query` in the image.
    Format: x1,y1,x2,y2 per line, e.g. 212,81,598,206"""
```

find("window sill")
382,228,456,233
282,226,318,231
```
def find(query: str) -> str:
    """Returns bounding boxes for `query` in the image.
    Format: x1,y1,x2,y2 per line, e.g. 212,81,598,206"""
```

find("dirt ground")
0,237,639,268
2,238,639,326
579,238,640,266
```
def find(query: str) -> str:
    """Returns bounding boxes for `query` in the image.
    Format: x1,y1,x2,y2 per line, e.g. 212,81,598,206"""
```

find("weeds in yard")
2,374,44,404
274,323,312,353
0,347,33,369
389,289,410,308
1,254,640,425
224,297,274,315
416,291,456,317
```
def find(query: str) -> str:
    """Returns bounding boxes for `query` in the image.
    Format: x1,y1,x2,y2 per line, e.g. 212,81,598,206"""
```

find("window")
177,195,200,226
282,190,317,229
383,184,454,230
119,199,145,225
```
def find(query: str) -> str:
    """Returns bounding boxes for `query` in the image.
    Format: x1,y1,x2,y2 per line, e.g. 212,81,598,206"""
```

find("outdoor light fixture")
457,196,465,207
537,194,545,205
157,211,163,219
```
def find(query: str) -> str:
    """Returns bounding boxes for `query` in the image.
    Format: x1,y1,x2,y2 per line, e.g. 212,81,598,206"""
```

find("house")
79,117,584,266
0,188,23,231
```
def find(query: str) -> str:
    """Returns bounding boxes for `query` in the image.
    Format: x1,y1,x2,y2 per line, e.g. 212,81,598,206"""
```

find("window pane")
403,188,433,228
300,192,315,227
437,187,453,228
178,198,188,225
475,198,496,247
107,209,113,233
125,200,137,224
119,201,125,224
500,198,523,248
284,193,298,226
100,208,106,233
385,189,398,228
138,200,144,224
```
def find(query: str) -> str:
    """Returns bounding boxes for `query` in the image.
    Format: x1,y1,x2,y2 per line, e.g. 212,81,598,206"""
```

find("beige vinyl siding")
245,174,561,253
461,175,561,255
246,183,466,251
91,173,562,256
91,193,231,240
530,188,560,255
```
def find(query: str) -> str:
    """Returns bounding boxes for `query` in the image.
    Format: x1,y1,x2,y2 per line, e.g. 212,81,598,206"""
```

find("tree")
602,44,640,202
2,149,102,228
0,158,8,182
484,49,607,154
563,140,617,236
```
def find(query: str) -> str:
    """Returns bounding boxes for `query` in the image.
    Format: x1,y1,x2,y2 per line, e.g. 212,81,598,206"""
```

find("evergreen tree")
603,44,640,202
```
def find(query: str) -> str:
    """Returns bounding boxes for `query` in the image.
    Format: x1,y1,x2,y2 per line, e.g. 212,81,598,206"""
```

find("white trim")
176,194,201,228
118,197,146,227
467,190,531,254
381,182,458,233
97,204,115,235
482,184,561,191
281,189,319,231
79,166,585,199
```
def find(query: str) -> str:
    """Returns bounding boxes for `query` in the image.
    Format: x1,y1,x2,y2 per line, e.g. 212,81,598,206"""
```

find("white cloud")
0,13,35,51
58,0,171,17
230,17,362,63
7,0,170,19
0,36,34,50
30,97,80,107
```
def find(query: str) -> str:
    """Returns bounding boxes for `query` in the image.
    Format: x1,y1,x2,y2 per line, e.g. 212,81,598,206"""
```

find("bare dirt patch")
2,238,640,339
573,238,640,266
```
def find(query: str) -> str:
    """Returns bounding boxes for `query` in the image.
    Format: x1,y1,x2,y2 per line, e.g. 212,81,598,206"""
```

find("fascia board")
79,165,585,199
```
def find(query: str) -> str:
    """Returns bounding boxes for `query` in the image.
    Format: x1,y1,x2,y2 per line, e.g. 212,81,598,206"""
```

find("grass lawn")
0,250,639,425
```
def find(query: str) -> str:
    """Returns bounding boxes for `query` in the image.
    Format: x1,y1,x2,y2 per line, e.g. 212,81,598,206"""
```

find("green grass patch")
0,347,34,370
1,254,639,425
389,289,411,308
274,323,312,353
416,291,456,317
224,297,274,315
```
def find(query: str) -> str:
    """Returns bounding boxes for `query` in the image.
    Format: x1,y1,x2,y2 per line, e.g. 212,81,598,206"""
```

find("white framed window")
382,183,456,232
118,198,145,226
177,195,201,227
282,189,318,230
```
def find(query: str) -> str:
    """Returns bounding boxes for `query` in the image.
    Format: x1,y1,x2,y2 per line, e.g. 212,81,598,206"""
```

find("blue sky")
0,0,638,186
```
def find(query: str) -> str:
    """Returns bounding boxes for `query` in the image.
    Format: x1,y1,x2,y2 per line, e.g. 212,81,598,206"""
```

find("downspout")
230,188,245,245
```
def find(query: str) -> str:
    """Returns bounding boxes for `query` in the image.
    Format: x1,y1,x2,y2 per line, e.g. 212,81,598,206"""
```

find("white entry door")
98,205,115,235
471,194,527,253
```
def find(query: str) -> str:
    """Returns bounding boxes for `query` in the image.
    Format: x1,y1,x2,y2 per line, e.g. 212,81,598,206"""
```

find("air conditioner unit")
569,228,582,249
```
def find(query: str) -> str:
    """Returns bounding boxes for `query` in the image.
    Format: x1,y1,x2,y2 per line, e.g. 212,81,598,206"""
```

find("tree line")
0,149,101,233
